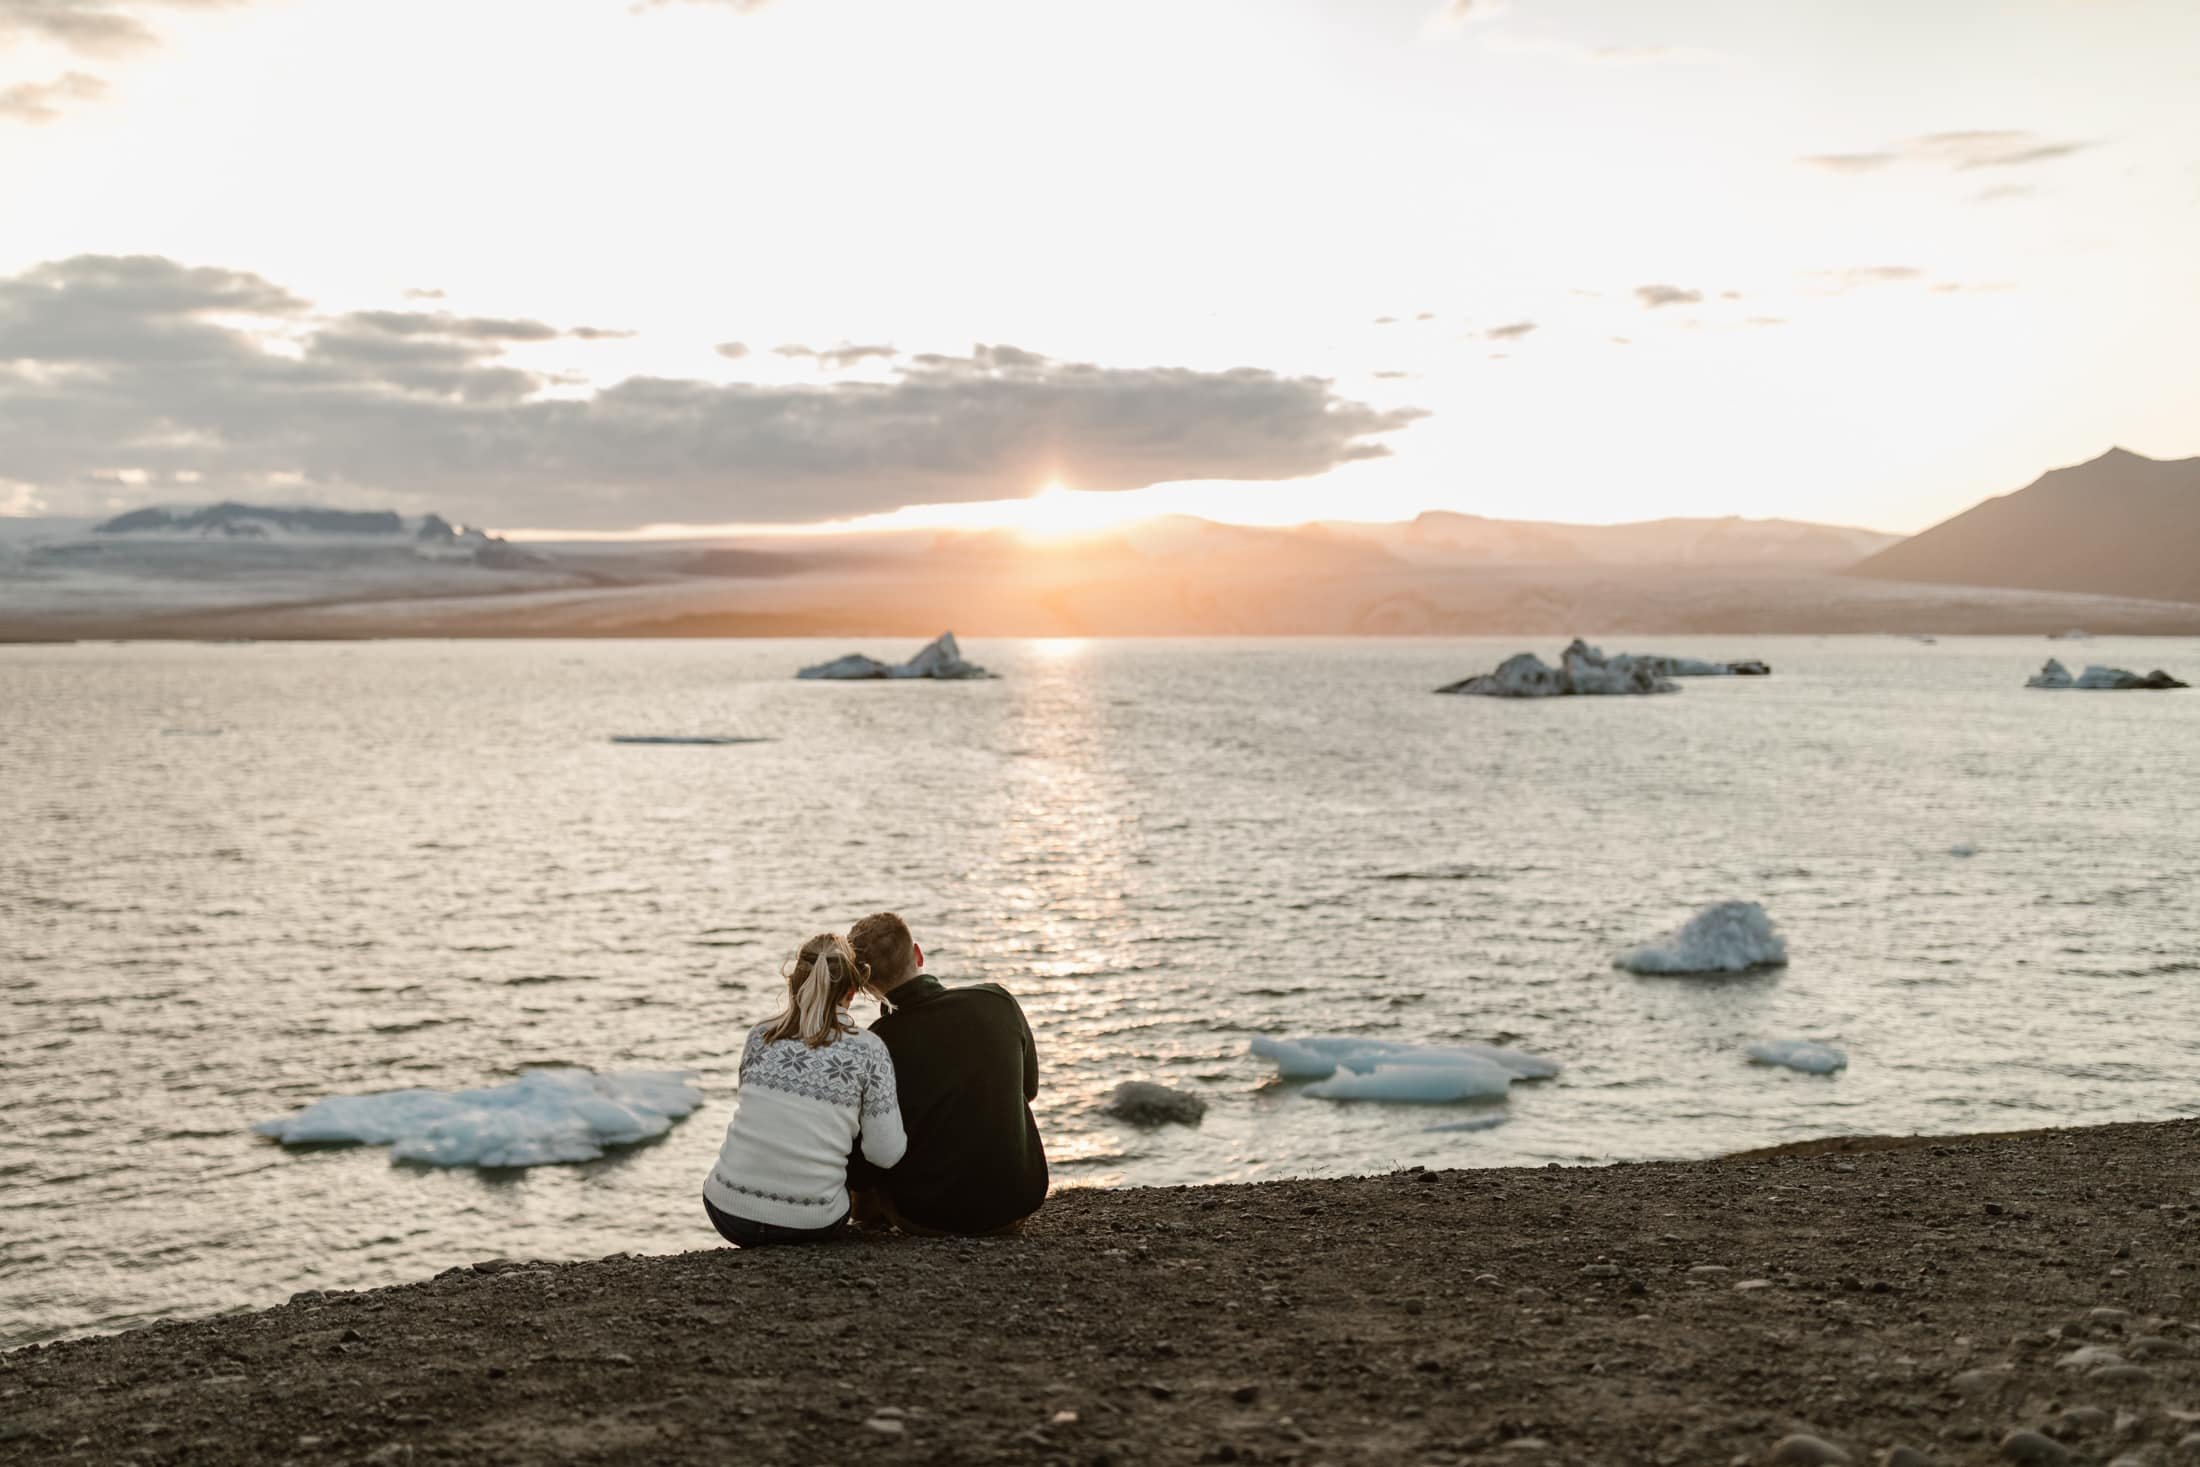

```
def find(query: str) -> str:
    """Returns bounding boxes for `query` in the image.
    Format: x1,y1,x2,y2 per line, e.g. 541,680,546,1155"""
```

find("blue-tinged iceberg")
254,1068,703,1168
1250,1034,1559,1105
1615,901,1788,975
1746,1040,1848,1075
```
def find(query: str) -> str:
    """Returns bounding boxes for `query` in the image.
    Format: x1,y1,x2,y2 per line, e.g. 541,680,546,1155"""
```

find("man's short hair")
850,911,917,988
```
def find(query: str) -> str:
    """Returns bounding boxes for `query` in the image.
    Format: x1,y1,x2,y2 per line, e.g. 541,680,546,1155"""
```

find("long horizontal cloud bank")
0,255,1421,528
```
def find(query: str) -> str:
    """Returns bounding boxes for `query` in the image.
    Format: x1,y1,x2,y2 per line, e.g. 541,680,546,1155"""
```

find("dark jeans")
704,1195,847,1248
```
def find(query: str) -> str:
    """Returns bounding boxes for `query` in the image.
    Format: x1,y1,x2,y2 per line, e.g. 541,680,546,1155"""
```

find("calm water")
5,636,2198,1346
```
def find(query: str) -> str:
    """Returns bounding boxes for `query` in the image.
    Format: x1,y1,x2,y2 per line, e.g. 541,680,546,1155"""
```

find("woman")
701,933,905,1245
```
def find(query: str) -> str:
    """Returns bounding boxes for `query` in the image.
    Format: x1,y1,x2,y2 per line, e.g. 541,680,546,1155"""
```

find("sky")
1,0,2196,537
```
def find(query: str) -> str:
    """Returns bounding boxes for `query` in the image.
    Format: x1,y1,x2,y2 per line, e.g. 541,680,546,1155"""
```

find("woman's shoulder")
838,1027,891,1059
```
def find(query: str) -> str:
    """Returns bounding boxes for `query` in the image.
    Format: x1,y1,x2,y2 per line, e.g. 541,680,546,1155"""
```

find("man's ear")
913,941,924,971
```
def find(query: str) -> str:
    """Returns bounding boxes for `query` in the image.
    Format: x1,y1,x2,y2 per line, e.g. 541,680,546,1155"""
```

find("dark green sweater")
848,976,1048,1233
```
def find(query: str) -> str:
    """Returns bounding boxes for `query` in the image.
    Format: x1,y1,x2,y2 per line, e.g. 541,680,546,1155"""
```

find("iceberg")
1610,653,1771,677
1436,639,1679,697
2026,659,2187,691
1250,1034,1560,1082
796,631,996,681
1252,1034,1558,1106
1746,1040,1848,1075
1305,1062,1512,1103
1615,901,1788,975
254,1068,703,1168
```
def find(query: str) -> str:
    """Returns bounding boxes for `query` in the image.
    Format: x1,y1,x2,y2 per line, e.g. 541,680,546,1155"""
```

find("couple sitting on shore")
700,912,1048,1245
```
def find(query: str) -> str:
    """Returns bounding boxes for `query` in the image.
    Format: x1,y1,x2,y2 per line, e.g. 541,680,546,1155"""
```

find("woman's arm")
856,1041,907,1170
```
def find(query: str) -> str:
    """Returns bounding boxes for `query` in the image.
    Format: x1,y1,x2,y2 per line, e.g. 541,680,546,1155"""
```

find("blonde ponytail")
760,933,868,1047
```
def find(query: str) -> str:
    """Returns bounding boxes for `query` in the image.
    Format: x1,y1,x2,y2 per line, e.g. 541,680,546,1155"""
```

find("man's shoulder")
871,980,1024,1028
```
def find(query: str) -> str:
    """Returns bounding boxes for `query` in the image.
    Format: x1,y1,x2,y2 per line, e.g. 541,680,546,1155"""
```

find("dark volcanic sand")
5,1120,2198,1466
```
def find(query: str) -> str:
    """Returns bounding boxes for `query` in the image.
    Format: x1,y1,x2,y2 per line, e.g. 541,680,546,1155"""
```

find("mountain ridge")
1849,448,2200,605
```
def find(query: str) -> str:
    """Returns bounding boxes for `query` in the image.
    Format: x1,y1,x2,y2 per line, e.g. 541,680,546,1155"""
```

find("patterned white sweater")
703,1017,906,1228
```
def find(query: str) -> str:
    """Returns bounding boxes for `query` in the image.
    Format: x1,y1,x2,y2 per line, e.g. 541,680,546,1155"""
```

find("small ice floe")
1436,639,1678,698
1611,653,1771,678
254,1068,703,1168
1251,1034,1559,1106
1948,842,1980,858
1614,901,1788,975
1745,1040,1848,1075
2049,628,2093,641
1306,1064,1512,1103
797,631,996,680
608,735,772,746
2026,658,2188,691
1252,1035,1559,1081
1101,1081,1207,1127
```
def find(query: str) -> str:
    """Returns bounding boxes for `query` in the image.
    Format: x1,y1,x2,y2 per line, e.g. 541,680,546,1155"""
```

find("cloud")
402,288,446,302
713,341,749,360
1,1,244,122
1633,284,1701,309
1814,265,1923,291
1972,183,2036,204
1803,130,2096,175
0,1,248,59
775,341,899,370
0,0,228,57
0,69,105,124
1484,321,1537,340
0,254,1422,530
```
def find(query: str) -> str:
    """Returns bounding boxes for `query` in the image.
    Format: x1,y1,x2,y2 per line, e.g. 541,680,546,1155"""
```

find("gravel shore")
5,1119,2197,1466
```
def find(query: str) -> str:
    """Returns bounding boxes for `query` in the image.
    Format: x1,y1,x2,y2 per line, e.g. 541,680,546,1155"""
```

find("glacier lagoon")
4,634,2198,1345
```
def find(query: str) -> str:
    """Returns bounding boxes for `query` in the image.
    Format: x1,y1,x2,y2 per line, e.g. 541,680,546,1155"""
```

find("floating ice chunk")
1745,1040,1848,1075
798,652,895,679
1305,1060,1513,1104
797,631,996,680
1250,1034,1560,1083
254,1068,703,1168
1948,842,1979,858
1608,653,1770,677
1615,901,1788,975
2028,658,2188,691
1436,639,1678,698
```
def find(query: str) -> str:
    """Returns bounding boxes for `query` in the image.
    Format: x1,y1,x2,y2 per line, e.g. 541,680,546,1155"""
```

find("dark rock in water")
1728,659,1773,676
1102,1081,1207,1127
798,631,996,681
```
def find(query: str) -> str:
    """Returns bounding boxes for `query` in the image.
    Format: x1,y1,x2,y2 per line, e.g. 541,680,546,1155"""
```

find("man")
845,912,1047,1234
